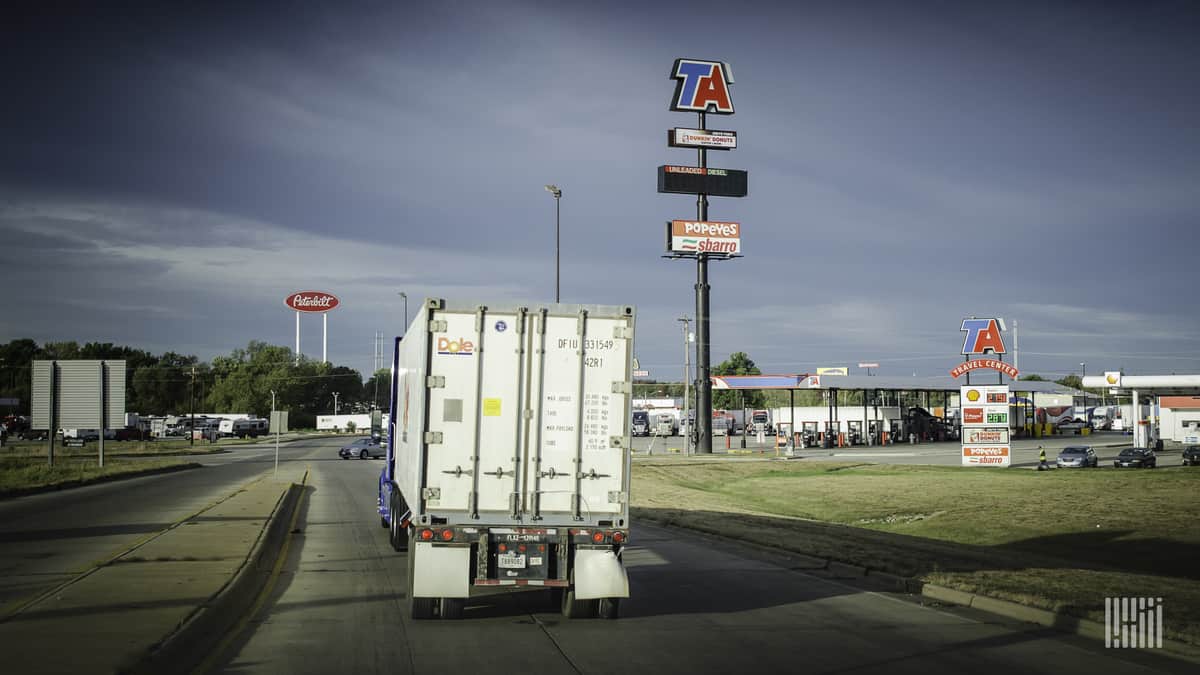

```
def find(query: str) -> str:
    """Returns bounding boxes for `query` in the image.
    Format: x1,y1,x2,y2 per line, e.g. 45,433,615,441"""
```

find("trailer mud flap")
573,549,628,600
413,542,471,598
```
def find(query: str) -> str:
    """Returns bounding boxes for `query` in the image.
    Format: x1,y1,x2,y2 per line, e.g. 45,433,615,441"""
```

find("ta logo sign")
960,318,1007,355
670,59,735,114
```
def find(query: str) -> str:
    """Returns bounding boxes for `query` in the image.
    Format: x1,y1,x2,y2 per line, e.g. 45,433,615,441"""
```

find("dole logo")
437,337,474,356
670,59,735,114
960,318,1006,355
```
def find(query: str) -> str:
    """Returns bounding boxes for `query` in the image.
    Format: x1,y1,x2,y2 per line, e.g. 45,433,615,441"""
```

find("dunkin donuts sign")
285,291,340,313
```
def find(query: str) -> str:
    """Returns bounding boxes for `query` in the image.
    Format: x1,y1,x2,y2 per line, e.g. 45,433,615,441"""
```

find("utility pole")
678,315,692,454
189,365,195,447
332,391,340,416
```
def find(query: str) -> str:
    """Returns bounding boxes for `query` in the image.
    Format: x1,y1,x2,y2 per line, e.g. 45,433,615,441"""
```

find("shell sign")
285,291,340,313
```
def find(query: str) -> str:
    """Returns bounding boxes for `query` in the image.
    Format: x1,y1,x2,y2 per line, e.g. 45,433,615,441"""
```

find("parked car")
1113,447,1156,469
1182,446,1200,467
339,437,384,460
1056,446,1098,468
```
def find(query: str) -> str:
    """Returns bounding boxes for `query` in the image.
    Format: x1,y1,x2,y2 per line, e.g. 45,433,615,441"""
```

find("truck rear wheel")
440,597,464,620
407,530,435,620
561,572,597,619
389,491,407,552
597,597,620,619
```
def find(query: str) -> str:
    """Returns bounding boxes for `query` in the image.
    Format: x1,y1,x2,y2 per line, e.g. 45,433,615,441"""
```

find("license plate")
498,553,526,569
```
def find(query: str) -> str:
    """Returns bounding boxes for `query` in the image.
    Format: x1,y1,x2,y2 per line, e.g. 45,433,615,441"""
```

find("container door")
424,307,526,518
527,309,630,520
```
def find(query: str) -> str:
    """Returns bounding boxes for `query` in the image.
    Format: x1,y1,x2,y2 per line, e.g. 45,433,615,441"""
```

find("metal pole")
399,292,409,339
295,311,301,364
556,190,561,303
322,312,328,365
695,110,713,454
272,390,278,477
190,366,195,447
679,315,691,455
47,361,57,467
333,391,340,416
98,361,105,469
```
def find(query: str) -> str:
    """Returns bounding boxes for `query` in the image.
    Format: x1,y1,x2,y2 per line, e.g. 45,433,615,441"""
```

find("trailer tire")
407,530,435,620
597,597,620,620
561,572,597,619
440,597,465,620
389,491,407,552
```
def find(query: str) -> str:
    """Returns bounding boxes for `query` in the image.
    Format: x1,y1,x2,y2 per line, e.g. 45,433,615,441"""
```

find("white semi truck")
378,299,634,620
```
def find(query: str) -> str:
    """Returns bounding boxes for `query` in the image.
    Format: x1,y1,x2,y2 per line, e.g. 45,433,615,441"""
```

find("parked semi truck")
378,299,634,620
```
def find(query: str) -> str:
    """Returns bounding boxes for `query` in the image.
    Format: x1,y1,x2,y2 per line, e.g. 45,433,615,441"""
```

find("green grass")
0,456,193,493
632,460,1200,643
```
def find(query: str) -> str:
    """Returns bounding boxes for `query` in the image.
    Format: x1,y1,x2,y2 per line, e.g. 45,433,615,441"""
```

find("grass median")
0,456,197,495
631,459,1200,643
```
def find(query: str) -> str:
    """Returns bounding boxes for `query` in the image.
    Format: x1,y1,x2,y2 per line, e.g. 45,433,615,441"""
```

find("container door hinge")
608,491,627,505
611,381,631,394
426,375,445,388
610,436,625,448
424,431,443,444
429,319,448,333
612,325,634,340
422,487,441,500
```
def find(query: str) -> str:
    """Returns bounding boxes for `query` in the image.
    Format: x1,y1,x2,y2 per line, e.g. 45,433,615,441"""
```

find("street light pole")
398,292,409,337
545,184,562,303
678,315,692,455
1080,362,1086,412
332,391,340,416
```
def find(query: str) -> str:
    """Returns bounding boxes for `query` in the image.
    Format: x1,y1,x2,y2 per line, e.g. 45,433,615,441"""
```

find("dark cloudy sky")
3,1,1198,381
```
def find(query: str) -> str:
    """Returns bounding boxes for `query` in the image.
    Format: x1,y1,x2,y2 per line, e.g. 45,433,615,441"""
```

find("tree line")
0,339,388,429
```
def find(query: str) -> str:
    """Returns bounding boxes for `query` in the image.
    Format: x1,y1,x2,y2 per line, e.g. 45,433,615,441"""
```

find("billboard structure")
31,360,126,467
659,58,746,456
286,291,340,364
960,384,1011,467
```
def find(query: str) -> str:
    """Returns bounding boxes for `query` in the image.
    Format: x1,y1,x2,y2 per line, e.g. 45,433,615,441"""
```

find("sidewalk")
1,465,307,674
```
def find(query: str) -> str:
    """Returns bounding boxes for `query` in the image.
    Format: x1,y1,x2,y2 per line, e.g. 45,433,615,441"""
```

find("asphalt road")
0,436,325,618
210,440,1194,675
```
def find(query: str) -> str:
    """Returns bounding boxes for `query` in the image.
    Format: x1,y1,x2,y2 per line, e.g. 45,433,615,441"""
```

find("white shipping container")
379,299,634,621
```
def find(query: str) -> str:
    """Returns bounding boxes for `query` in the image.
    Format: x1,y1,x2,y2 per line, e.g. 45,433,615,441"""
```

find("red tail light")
611,531,625,544
420,528,434,541
592,531,605,544
440,529,454,541
498,543,507,552
518,544,527,552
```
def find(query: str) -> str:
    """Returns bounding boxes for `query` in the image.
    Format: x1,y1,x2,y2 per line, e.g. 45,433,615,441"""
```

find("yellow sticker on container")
483,398,502,417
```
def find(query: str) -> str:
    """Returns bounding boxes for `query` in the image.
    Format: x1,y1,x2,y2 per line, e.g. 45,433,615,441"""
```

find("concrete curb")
126,479,305,675
919,583,1200,662
638,515,1200,661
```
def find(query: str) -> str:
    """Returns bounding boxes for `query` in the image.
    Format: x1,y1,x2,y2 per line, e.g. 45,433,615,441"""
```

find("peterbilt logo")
285,291,340,313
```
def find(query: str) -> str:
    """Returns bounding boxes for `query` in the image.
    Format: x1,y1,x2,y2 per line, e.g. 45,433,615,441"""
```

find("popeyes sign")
286,291,340,313
666,220,742,256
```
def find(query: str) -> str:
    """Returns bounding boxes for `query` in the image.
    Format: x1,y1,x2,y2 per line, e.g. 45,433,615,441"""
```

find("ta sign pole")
662,59,740,454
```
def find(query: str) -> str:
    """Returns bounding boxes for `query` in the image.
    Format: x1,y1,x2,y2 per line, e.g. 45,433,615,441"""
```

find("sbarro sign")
666,220,741,256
